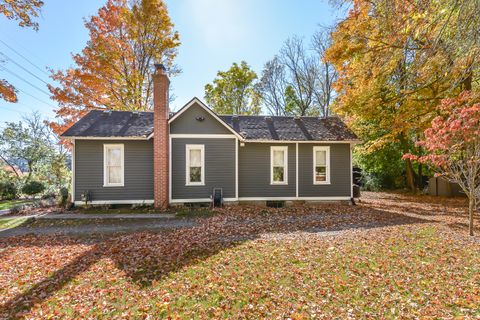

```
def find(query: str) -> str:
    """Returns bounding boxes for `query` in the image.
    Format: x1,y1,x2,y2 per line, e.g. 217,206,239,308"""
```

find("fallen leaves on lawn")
0,192,478,319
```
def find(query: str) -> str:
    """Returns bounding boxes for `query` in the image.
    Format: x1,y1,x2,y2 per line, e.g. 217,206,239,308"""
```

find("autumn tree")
326,0,480,191
0,112,56,182
405,92,480,236
0,0,44,103
49,0,180,136
204,61,261,115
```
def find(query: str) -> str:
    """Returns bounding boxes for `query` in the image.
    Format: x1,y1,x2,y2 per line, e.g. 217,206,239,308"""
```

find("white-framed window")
103,144,124,187
186,144,205,186
313,146,330,184
270,146,288,185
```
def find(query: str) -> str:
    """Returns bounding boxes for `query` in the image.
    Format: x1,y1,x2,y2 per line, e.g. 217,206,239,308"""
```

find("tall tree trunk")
26,162,33,182
469,195,475,236
405,158,416,193
464,73,472,91
417,164,423,189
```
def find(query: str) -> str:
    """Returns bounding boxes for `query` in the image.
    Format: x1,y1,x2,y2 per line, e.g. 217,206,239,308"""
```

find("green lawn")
0,217,29,229
0,199,32,211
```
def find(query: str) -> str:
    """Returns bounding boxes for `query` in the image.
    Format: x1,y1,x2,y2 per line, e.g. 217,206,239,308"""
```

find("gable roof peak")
168,97,244,139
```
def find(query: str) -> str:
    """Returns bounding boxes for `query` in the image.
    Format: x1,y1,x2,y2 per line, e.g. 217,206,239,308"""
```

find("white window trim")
270,146,288,185
103,144,125,187
313,146,331,185
186,144,205,186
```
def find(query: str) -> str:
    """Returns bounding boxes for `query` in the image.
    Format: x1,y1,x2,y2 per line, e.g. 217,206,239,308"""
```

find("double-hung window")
186,144,205,186
271,146,288,185
313,146,330,184
104,144,124,187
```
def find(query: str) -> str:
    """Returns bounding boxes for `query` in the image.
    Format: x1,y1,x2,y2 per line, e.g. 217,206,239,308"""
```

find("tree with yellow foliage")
326,0,480,191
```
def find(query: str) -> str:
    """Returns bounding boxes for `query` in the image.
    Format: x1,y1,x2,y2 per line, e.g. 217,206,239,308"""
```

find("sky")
0,0,345,125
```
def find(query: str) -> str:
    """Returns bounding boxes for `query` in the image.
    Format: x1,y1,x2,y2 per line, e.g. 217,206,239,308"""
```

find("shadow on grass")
446,221,480,234
360,192,476,219
0,205,431,317
0,216,36,232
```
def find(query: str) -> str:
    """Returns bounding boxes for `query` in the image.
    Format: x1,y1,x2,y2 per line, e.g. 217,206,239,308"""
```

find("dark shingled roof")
61,108,358,142
61,110,154,138
219,115,358,141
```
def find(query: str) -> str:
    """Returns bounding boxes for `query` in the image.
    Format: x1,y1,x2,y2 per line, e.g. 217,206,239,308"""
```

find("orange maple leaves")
0,0,44,104
0,79,17,102
48,0,180,137
0,0,43,30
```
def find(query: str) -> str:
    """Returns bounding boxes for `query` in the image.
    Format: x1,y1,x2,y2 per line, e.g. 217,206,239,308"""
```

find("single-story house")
61,64,359,208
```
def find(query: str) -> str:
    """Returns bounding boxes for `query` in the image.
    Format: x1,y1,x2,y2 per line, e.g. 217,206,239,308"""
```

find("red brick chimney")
153,64,169,209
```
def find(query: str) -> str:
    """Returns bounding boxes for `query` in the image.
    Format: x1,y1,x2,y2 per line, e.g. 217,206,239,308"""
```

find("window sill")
313,182,331,185
103,184,124,187
271,182,288,186
186,183,205,186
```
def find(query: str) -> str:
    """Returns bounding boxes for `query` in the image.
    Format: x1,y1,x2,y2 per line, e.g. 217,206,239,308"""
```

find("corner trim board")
235,138,239,199
72,139,75,202
168,134,172,204
295,142,298,198
350,144,354,198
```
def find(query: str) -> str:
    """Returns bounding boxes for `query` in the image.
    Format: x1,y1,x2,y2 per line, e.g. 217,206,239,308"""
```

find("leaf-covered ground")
0,192,479,319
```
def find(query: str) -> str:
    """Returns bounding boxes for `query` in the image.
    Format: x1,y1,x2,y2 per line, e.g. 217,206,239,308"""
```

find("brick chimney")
153,64,169,209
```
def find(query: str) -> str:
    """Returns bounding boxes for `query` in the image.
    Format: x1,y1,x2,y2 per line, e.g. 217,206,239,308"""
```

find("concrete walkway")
37,213,177,219
0,213,176,221
0,216,197,237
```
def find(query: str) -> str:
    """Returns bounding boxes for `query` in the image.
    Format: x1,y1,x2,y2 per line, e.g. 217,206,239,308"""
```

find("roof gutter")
60,136,150,140
242,139,361,144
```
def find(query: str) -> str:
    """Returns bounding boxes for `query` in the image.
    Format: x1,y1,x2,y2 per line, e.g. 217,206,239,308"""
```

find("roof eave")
242,139,361,144
60,136,150,140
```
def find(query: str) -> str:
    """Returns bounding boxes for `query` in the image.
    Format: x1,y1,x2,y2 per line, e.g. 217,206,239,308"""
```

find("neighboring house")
61,65,359,208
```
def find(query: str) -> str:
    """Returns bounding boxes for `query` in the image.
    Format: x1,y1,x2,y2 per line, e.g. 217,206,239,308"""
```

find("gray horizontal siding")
238,143,296,198
74,140,153,201
170,102,232,135
171,138,236,199
74,139,351,203
298,143,351,197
